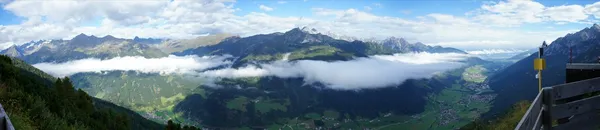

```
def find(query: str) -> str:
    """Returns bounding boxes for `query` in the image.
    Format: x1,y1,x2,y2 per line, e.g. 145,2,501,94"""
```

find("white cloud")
309,8,579,50
472,0,545,26
471,0,597,26
585,2,600,18
259,5,274,11
312,8,344,17
466,49,527,55
371,53,471,64
0,24,72,45
0,0,238,44
33,55,233,77
373,3,382,8
277,1,287,4
0,0,597,51
433,41,514,47
32,52,470,90
4,0,169,26
541,5,588,22
200,53,470,90
364,6,372,11
0,42,15,50
426,13,471,25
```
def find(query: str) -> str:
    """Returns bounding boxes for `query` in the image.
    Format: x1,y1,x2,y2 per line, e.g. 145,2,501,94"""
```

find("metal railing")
0,103,14,130
515,76,600,130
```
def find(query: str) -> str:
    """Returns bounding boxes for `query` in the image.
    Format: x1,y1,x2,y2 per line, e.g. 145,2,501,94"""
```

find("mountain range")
1,27,509,129
2,21,599,129
2,27,466,64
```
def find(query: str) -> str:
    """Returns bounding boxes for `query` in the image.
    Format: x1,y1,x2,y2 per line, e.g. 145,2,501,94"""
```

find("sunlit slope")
70,71,204,124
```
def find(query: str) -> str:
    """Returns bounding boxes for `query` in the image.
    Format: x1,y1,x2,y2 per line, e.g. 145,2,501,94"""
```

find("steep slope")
0,55,164,130
69,71,204,124
0,45,24,57
507,48,537,61
17,40,49,55
460,101,530,130
485,24,600,117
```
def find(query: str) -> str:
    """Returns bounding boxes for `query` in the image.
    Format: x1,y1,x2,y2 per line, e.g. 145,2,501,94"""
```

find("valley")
4,21,599,130
67,63,497,129
0,27,506,129
1,1,599,130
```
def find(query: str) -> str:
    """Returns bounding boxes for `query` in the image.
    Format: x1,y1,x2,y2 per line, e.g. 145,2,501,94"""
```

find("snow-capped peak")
300,26,320,34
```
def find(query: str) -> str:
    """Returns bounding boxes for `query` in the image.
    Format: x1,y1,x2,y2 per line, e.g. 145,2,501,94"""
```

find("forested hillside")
0,55,163,130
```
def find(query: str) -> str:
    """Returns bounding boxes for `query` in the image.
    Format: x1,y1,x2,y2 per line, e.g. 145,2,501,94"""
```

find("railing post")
542,87,553,130
0,117,4,130
0,103,14,130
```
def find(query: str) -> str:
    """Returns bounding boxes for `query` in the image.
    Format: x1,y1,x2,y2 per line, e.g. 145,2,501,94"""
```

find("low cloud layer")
200,52,471,89
34,53,471,90
33,55,232,77
467,49,526,55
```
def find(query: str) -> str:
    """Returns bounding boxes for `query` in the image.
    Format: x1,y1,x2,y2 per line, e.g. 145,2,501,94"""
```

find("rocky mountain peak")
100,35,120,41
286,27,306,35
382,37,409,44
282,27,329,44
300,26,319,34
103,35,116,39
71,33,101,41
414,42,426,46
132,36,162,44
0,44,24,57
76,33,87,37
73,33,90,39
545,24,600,56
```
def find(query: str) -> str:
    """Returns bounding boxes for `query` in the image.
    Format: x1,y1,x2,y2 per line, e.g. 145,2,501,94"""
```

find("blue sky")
234,0,482,19
0,0,599,51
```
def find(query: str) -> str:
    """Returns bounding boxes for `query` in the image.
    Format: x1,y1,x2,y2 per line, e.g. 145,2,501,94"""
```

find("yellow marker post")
535,41,548,92
534,58,546,91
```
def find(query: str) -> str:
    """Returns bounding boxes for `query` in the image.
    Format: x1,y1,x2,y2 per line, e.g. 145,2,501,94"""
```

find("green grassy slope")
460,101,530,130
70,71,205,125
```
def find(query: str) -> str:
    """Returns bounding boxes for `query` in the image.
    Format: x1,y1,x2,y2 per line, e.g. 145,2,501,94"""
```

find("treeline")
460,101,531,130
0,55,156,129
166,120,200,130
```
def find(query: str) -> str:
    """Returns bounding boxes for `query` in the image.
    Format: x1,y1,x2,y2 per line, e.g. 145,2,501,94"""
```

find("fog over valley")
2,0,599,129
34,52,470,90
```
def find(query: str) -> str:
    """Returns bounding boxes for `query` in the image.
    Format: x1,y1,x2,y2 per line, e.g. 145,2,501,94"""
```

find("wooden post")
542,88,553,130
